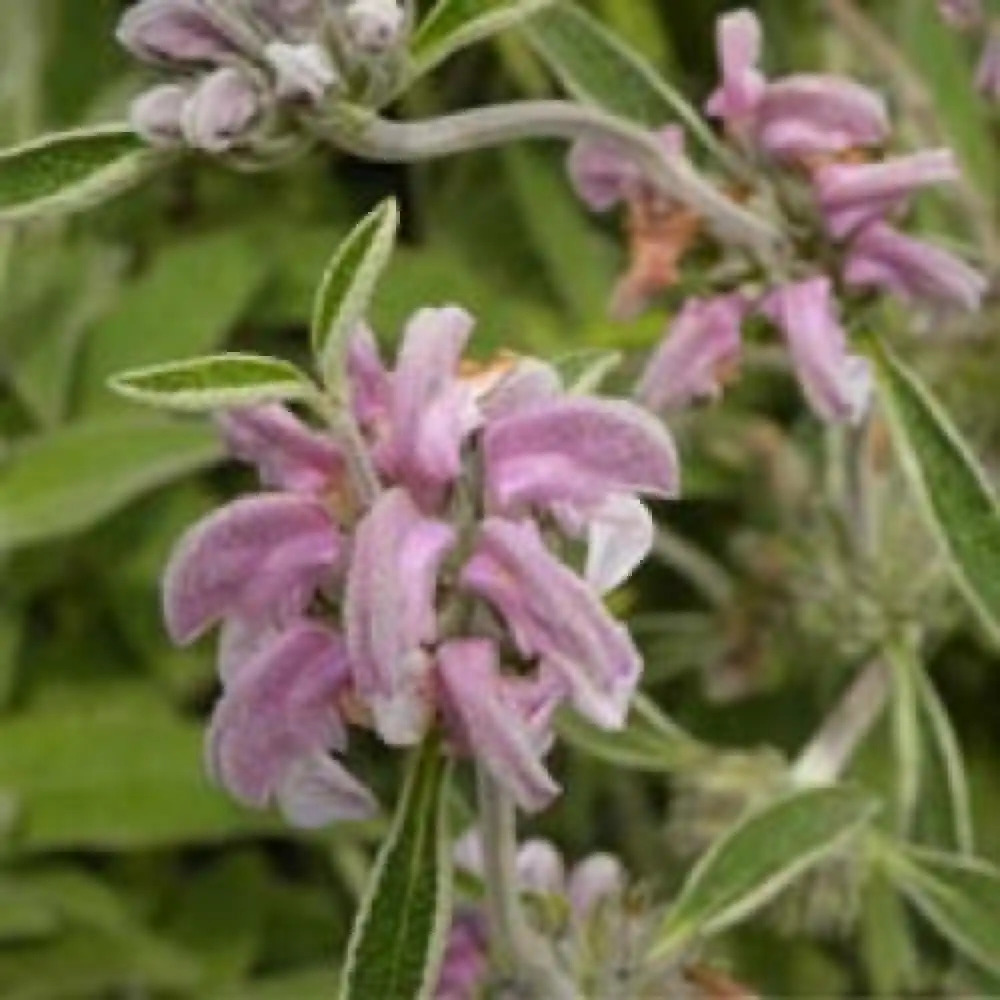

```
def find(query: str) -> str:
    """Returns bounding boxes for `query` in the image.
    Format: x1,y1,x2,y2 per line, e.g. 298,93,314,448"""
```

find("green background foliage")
2,0,1000,995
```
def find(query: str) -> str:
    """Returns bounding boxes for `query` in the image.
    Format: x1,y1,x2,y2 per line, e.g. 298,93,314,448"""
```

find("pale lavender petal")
130,84,190,147
378,307,481,500
635,293,745,413
163,493,340,645
814,149,959,239
435,910,489,1000
344,488,455,731
205,621,350,809
977,27,1000,100
844,222,987,311
452,829,485,876
568,854,625,918
217,616,280,685
480,359,561,421
516,840,566,896
181,67,262,153
462,519,642,729
348,323,392,428
276,752,379,827
760,277,872,425
581,494,655,595
218,404,345,494
343,0,407,56
757,75,889,158
484,396,680,513
705,9,767,123
567,127,685,212
116,0,245,65
265,41,338,101
437,639,561,813
939,0,984,29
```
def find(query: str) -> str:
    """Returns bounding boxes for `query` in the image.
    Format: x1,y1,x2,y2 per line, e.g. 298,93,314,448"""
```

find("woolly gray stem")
790,658,890,786
475,766,577,1000
309,99,785,262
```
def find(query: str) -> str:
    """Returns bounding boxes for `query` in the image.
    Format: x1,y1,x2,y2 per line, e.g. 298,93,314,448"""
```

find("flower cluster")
117,0,406,153
162,307,678,825
939,0,1000,99
569,8,987,426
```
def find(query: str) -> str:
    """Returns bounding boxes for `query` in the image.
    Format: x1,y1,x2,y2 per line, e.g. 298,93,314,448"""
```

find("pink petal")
130,84,190,147
705,9,767,124
116,0,246,65
568,854,625,918
276,752,379,827
162,492,340,645
516,840,566,896
437,639,561,813
181,67,263,153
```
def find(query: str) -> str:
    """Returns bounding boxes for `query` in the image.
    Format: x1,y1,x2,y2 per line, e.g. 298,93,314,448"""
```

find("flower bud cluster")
161,307,679,826
117,0,407,155
569,8,987,428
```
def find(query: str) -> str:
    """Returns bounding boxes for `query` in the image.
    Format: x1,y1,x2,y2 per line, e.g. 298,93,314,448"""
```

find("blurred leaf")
557,693,709,773
109,353,316,412
78,231,271,414
0,883,60,945
0,126,162,224
651,786,878,958
552,347,623,394
340,740,453,1000
887,640,921,835
914,667,974,855
409,0,556,83
0,417,220,554
871,336,1000,646
313,198,398,391
524,1,722,156
859,868,920,998
0,607,23,711
880,841,1000,977
222,967,339,999
0,697,282,852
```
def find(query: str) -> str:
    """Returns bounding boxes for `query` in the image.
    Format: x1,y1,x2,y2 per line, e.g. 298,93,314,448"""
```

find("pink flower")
636,294,745,413
180,67,263,153
705,9,767,127
844,222,987,311
814,149,960,239
435,910,490,1000
977,25,1000,100
760,277,872,425
116,0,247,66
129,83,190,147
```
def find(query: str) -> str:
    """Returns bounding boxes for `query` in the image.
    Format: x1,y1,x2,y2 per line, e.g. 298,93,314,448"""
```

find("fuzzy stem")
309,99,785,263
475,766,577,1000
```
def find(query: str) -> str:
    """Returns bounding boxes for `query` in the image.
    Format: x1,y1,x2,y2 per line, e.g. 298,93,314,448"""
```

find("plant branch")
310,99,786,264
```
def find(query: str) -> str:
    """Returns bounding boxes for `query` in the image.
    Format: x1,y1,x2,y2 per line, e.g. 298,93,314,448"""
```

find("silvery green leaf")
551,348,623,395
557,693,710,773
880,842,1000,977
408,0,556,84
339,740,453,1000
109,354,316,412
0,125,164,224
0,418,220,554
871,335,1000,645
651,786,878,959
887,640,922,836
312,199,398,392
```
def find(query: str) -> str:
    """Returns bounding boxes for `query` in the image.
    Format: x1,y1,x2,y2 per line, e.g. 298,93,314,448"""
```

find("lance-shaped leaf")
650,786,878,959
408,0,556,83
0,418,220,554
870,335,1000,645
557,693,710,773
523,2,725,158
879,842,1000,977
312,199,399,392
109,354,316,412
339,740,453,1000
0,125,164,224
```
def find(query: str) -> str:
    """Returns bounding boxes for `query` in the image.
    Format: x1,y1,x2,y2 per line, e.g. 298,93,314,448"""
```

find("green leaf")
551,347,623,395
78,231,271,414
524,2,725,157
340,740,453,1000
0,697,282,852
870,336,1000,645
409,0,556,82
886,639,921,836
557,693,710,773
651,786,879,958
109,354,316,412
880,842,1000,977
312,199,399,391
0,417,220,554
0,125,162,224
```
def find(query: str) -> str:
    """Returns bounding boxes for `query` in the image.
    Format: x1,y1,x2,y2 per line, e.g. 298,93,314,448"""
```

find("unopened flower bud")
343,0,406,56
265,40,339,101
116,0,246,66
181,67,263,153
130,83,190,147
